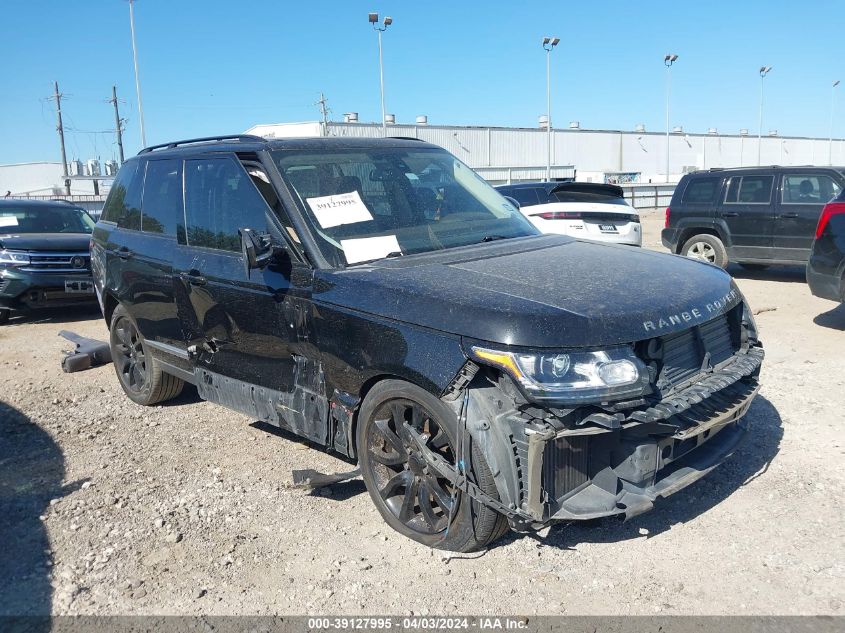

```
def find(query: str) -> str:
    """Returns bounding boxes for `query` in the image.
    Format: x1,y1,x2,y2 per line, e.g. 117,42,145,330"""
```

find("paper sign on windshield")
0,216,19,228
340,235,402,265
306,190,373,228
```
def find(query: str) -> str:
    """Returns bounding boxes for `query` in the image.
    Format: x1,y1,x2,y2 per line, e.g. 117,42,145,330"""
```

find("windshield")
0,205,95,234
272,147,539,267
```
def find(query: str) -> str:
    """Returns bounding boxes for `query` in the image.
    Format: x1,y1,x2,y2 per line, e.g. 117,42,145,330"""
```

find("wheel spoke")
417,481,441,529
410,403,423,429
429,427,449,450
131,364,144,388
398,479,419,522
379,470,411,500
369,446,406,467
426,475,454,513
374,418,405,456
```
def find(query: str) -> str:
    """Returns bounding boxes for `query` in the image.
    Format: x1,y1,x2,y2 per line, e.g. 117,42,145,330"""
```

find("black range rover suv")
0,199,96,324
92,135,764,551
663,166,845,268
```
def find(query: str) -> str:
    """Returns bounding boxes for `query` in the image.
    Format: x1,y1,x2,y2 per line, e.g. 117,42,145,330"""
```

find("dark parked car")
807,189,845,303
0,199,96,324
662,166,845,268
92,135,763,551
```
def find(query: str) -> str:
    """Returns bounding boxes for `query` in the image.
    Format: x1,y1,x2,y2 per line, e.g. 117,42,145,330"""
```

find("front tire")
357,379,509,552
0,309,9,325
109,304,184,405
681,233,728,268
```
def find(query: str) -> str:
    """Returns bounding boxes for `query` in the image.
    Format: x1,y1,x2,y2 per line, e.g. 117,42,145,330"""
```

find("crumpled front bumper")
521,346,763,523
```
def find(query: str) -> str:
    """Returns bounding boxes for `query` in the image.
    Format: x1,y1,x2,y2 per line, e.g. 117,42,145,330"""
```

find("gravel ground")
1,209,844,616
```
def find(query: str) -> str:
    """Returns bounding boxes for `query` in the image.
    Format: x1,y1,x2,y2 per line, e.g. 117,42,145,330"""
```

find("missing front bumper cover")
522,347,763,523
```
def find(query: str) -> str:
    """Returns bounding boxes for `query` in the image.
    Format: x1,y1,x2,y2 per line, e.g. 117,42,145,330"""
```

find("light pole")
758,66,772,166
542,37,560,182
830,80,840,165
664,54,678,183
128,0,146,148
368,13,392,132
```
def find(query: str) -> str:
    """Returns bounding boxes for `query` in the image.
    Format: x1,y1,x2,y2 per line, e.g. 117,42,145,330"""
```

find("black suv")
662,166,845,268
807,189,845,303
0,199,96,324
92,135,764,551
494,180,575,207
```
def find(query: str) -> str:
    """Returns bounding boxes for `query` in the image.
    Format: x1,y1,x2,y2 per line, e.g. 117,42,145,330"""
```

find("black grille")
655,313,738,390
542,436,590,500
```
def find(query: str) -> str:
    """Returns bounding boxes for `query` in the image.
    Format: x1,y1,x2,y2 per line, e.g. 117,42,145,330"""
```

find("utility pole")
368,13,392,132
129,0,147,147
830,80,840,166
542,37,560,182
317,92,330,137
110,85,125,164
53,81,70,196
664,54,678,183
758,66,772,166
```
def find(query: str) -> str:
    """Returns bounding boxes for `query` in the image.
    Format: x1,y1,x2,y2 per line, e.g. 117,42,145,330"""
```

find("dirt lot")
1,209,843,616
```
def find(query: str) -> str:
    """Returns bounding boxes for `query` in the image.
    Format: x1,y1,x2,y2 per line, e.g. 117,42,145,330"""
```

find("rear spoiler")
549,182,625,198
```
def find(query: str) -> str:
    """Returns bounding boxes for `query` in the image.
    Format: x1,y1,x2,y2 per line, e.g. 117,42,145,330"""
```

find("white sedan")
496,182,642,247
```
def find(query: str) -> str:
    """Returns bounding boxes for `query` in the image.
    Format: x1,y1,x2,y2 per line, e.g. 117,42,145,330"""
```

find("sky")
2,0,843,165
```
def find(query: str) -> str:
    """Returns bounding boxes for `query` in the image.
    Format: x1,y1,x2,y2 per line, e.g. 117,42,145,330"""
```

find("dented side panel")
313,301,469,399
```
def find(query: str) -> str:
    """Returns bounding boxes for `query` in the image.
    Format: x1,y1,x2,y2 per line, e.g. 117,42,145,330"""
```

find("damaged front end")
434,301,764,529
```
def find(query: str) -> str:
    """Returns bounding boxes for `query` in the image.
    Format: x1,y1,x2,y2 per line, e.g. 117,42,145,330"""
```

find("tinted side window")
101,161,142,229
183,157,269,252
682,177,721,204
782,174,842,204
511,188,541,206
141,159,183,236
724,175,774,204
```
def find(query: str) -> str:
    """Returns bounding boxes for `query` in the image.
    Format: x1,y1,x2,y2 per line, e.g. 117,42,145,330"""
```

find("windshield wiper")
479,235,508,243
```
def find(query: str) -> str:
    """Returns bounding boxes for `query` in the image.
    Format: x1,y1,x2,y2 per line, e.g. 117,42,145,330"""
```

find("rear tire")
681,233,728,269
357,379,509,552
109,304,184,405
0,309,9,325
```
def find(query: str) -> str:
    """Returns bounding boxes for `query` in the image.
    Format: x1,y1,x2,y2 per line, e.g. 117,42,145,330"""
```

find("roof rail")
137,134,265,155
386,136,426,142
49,199,77,205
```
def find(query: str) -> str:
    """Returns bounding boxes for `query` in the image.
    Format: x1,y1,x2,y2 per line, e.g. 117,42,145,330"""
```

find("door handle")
179,272,207,286
111,247,134,259
722,212,739,218
779,212,799,219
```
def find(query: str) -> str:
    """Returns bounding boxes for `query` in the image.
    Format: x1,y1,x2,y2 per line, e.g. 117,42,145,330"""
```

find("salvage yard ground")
1,209,843,615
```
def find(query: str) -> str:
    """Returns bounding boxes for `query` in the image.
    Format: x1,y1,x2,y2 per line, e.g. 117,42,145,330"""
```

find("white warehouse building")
246,119,845,186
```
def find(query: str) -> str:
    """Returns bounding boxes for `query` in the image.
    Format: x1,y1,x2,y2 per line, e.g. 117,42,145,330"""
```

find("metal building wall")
247,121,845,183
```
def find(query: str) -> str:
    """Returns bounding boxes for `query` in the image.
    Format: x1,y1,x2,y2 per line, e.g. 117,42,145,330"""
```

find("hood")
0,233,91,252
314,235,743,349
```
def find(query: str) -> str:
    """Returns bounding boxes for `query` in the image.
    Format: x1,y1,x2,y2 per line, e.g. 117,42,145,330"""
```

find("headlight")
0,249,30,267
742,301,758,341
470,345,651,404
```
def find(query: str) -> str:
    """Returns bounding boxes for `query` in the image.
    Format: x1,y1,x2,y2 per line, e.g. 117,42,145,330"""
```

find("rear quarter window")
510,188,542,207
101,161,142,229
681,177,722,204
141,159,184,236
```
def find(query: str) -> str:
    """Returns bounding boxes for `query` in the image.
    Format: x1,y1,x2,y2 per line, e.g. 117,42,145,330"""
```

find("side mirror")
239,227,278,278
504,196,520,209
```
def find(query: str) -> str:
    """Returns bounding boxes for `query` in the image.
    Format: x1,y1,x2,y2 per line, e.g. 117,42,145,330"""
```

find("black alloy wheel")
113,317,148,395
366,398,457,535
357,379,509,552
